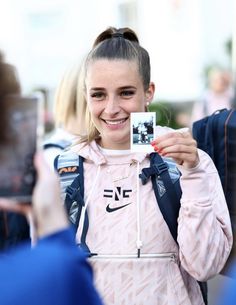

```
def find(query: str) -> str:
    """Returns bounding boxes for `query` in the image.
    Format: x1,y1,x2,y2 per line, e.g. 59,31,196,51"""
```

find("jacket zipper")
89,252,177,262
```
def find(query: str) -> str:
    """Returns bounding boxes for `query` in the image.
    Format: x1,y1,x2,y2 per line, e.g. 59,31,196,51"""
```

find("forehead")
85,59,141,88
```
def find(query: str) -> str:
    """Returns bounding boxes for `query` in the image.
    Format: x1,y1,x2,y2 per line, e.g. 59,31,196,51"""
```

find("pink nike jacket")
63,131,232,305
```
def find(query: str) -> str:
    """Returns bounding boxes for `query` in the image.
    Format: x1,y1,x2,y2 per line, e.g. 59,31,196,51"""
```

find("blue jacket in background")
0,228,103,305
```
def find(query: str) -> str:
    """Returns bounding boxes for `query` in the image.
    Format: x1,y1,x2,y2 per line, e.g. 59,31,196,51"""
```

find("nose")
104,95,120,115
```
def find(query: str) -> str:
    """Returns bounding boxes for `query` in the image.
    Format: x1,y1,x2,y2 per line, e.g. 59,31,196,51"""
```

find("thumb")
34,151,53,179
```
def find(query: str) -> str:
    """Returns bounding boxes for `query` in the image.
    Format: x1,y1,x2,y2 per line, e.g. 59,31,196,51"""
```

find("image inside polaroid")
0,94,44,202
130,112,156,153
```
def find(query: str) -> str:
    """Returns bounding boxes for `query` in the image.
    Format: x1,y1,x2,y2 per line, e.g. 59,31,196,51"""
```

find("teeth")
105,119,126,125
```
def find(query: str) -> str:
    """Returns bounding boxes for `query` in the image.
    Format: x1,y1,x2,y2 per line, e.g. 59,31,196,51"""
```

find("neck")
98,139,130,150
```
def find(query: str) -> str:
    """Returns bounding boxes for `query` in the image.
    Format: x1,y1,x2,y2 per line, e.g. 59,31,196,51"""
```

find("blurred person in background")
191,66,236,305
191,67,234,124
43,62,86,168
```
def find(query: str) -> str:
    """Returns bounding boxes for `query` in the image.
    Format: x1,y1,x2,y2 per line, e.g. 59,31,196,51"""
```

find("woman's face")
85,59,154,149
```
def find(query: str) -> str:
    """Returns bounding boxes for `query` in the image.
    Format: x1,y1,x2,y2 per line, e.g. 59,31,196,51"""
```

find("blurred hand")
0,199,30,214
0,151,68,240
151,131,200,169
32,151,69,238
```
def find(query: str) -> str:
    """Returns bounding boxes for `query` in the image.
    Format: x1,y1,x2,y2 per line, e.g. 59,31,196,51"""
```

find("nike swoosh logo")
106,202,131,213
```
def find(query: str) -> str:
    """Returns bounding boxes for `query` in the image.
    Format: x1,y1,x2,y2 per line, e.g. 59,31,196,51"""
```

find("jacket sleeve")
177,149,233,281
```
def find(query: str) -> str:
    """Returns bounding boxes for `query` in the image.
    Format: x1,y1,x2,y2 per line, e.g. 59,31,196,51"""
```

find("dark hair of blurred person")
0,50,29,252
0,51,21,143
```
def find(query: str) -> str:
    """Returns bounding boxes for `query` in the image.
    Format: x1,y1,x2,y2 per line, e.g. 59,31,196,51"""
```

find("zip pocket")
89,252,177,262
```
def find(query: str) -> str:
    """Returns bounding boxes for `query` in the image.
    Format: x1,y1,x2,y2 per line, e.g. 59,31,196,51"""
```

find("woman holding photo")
56,27,232,305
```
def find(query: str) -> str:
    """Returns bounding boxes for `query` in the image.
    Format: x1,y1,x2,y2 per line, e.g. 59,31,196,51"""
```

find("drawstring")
75,160,143,257
136,161,142,257
76,165,101,243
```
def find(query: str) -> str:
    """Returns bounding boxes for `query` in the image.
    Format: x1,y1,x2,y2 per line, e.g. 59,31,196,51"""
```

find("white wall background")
0,0,234,105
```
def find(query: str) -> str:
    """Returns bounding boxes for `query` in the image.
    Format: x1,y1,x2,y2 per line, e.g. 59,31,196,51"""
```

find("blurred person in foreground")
216,260,236,305
0,52,103,305
0,153,103,305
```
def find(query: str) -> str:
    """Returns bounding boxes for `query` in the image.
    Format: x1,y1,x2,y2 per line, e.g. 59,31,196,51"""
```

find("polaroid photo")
130,112,156,153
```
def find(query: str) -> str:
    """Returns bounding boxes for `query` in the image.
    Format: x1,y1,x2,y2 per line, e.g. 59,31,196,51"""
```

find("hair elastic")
112,32,124,39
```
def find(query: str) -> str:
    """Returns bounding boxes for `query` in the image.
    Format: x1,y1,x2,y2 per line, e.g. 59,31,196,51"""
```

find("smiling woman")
54,26,232,305
85,59,154,149
76,26,155,147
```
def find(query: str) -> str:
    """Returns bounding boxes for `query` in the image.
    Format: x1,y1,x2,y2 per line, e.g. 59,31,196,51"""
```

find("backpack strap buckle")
66,185,85,206
154,162,169,175
139,162,169,185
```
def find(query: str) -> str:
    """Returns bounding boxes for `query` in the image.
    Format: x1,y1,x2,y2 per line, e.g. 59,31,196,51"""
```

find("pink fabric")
68,132,232,305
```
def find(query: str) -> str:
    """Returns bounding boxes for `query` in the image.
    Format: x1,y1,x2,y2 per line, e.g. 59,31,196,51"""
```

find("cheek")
123,97,146,113
87,101,101,119
133,99,146,112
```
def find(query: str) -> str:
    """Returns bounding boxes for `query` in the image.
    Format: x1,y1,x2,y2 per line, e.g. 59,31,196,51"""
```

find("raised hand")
151,131,199,169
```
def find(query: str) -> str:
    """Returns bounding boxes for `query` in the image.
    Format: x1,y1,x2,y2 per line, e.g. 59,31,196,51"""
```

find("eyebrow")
90,86,136,91
90,87,104,90
119,86,136,90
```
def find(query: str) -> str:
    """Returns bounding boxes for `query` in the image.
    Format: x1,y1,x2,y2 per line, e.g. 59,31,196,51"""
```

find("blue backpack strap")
139,152,181,241
139,152,208,304
43,139,72,150
54,153,91,255
64,156,84,224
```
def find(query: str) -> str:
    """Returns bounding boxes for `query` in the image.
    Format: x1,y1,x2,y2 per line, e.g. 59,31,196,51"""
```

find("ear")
144,83,155,112
145,82,155,106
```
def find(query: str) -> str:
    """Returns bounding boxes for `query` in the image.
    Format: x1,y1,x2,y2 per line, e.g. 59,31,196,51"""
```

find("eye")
90,91,105,101
120,89,135,98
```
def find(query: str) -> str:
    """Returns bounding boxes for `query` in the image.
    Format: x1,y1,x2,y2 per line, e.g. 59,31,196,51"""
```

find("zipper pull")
136,240,143,258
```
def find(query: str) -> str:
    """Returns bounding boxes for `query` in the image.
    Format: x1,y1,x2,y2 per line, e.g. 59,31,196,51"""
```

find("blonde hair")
74,61,100,143
53,61,86,135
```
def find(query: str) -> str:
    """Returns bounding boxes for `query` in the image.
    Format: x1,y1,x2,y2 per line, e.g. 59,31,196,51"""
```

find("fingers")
34,151,54,178
32,151,69,239
155,131,193,145
0,151,68,241
0,199,31,214
152,132,195,153
151,131,199,168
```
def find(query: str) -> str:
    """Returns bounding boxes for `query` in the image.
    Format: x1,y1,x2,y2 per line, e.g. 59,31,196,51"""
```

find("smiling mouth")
102,118,128,125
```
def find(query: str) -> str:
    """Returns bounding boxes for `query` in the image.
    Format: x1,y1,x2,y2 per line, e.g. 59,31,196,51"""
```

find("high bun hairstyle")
92,27,139,48
79,27,151,143
85,27,151,91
